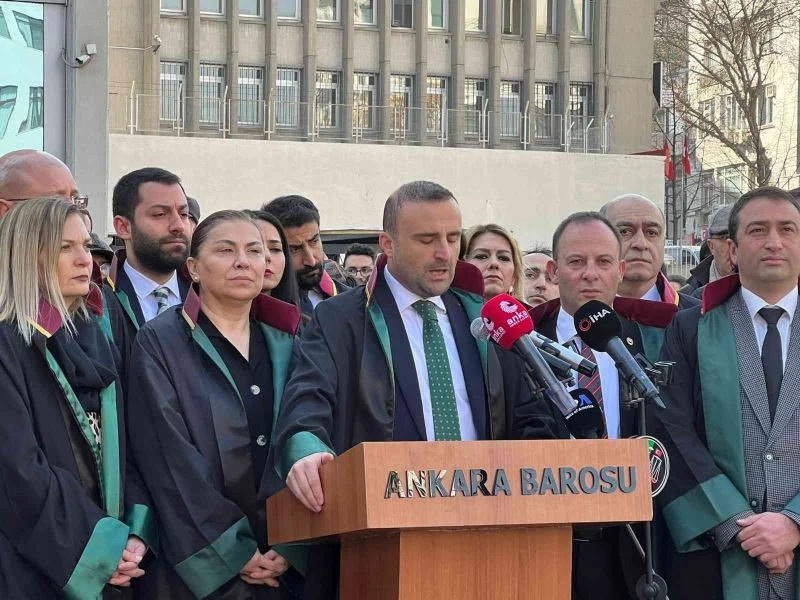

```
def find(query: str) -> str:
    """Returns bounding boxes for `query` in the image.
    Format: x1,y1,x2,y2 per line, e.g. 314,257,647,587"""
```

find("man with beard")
263,195,348,319
110,167,192,331
270,181,561,599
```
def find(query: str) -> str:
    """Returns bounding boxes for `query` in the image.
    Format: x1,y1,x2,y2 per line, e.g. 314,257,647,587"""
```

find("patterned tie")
576,341,606,437
413,300,461,441
759,306,784,420
153,286,171,315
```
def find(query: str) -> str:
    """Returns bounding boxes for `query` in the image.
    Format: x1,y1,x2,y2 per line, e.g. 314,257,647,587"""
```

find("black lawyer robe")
0,291,156,599
530,298,649,600
270,257,563,600
126,288,301,600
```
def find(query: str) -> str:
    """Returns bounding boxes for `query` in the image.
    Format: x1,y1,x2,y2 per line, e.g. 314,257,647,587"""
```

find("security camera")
75,54,92,65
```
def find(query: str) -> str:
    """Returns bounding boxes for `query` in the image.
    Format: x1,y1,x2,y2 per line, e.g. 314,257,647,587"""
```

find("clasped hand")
239,549,290,587
737,513,800,575
108,536,147,587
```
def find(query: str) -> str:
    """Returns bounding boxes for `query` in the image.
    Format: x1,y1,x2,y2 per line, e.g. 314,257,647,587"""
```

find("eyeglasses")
4,193,89,209
345,267,374,277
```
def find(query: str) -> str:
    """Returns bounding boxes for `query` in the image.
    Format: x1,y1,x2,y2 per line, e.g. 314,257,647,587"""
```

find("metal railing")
107,84,611,153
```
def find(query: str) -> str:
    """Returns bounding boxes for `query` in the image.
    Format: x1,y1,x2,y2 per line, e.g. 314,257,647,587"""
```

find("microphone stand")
622,355,673,600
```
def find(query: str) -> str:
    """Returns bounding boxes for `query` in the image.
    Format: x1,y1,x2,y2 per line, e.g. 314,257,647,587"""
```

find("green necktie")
413,300,461,441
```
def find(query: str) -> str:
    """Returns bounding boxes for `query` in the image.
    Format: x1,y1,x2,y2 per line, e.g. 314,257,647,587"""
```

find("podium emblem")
639,436,669,497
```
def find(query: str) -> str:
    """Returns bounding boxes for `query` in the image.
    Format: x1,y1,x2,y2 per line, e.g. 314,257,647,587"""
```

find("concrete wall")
107,134,664,249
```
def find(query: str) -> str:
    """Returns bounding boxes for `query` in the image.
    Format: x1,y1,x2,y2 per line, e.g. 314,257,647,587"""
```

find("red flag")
682,137,692,176
665,140,675,180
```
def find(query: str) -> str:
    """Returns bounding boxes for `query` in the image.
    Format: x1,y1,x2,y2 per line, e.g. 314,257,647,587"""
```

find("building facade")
108,0,656,154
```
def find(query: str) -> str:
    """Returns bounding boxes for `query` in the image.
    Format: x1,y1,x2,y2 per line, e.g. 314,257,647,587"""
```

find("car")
664,245,701,274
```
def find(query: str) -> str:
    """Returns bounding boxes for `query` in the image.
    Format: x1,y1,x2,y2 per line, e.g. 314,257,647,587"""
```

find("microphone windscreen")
565,388,607,438
470,317,491,341
479,294,534,350
572,299,622,351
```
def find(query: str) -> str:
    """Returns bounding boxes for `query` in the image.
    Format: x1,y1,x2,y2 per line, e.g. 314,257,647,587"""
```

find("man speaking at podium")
651,187,800,600
270,181,562,599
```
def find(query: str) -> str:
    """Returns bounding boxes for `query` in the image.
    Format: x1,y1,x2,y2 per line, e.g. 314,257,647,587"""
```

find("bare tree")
655,0,800,187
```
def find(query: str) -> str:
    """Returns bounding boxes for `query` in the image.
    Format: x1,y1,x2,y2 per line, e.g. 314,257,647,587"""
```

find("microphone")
470,318,575,382
529,329,597,377
565,388,606,439
573,300,666,409
474,294,576,416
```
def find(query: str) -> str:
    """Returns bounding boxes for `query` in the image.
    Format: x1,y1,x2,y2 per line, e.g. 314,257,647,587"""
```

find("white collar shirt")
740,286,798,369
556,306,621,439
123,261,182,322
383,267,477,441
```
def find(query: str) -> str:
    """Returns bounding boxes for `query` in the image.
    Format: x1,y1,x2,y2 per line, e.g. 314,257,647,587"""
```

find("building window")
464,78,486,135
18,86,43,133
503,0,521,35
317,0,338,22
276,68,301,128
315,71,340,128
0,86,18,138
465,0,486,32
536,0,555,34
699,98,715,132
14,11,44,50
426,76,447,134
716,165,747,196
354,0,375,25
240,0,262,17
353,73,376,130
569,83,593,117
390,75,414,132
393,0,413,28
720,94,743,130
429,0,447,29
0,8,9,39
500,81,521,137
200,0,224,15
199,64,225,124
758,84,775,126
569,0,588,37
160,61,185,121
278,0,301,19
238,66,263,126
534,82,556,138
160,0,185,12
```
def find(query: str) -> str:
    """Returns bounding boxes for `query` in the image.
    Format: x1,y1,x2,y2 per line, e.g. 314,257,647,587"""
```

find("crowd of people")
0,147,799,600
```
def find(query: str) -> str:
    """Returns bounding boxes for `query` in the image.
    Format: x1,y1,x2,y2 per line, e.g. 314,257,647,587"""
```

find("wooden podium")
268,440,651,600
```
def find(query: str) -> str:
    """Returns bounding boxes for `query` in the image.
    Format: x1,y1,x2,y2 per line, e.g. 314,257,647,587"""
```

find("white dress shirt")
641,283,661,302
556,307,621,439
123,261,182,322
740,286,798,368
308,288,324,309
383,267,478,441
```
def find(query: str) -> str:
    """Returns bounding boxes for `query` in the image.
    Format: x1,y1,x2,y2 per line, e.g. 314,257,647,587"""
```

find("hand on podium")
286,451,335,512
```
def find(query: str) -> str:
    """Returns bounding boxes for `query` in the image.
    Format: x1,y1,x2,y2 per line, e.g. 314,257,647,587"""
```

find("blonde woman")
0,197,155,598
464,223,525,300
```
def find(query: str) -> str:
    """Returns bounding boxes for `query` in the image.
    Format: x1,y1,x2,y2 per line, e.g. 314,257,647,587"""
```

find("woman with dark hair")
0,197,154,598
243,210,301,309
126,210,302,599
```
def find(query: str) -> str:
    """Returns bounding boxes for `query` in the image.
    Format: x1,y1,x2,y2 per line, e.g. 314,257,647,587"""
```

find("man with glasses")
343,243,376,286
0,149,86,216
682,205,735,297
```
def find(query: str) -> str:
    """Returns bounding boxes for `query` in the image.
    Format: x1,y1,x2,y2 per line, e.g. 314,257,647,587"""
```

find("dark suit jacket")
532,299,648,600
271,257,562,600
